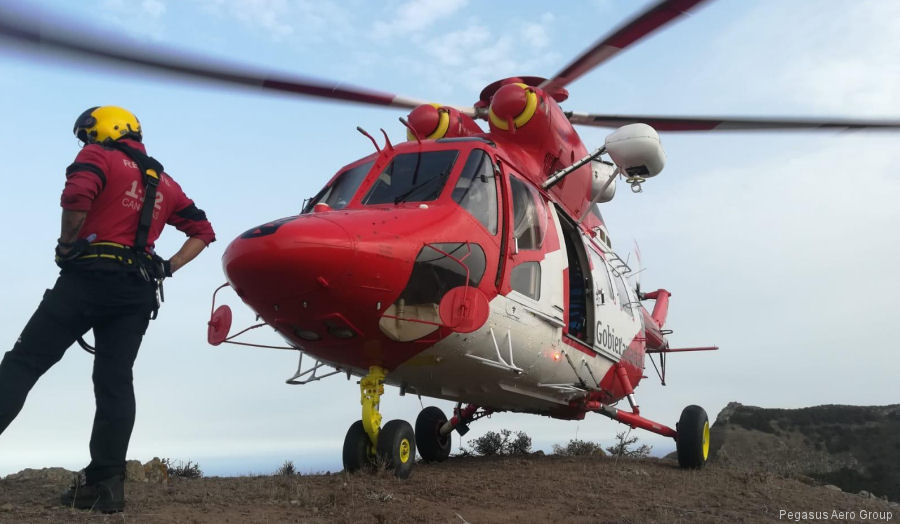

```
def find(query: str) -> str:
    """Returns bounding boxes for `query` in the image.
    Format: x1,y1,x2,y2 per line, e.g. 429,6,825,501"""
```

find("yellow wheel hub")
399,438,411,464
701,421,710,460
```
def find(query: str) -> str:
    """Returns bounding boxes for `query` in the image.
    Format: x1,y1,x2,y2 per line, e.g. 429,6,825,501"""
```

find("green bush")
605,431,651,459
553,438,606,456
468,429,532,456
161,458,203,479
277,460,296,476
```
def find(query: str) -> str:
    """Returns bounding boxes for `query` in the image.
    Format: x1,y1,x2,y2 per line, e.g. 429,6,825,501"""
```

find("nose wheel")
377,419,416,479
342,366,419,478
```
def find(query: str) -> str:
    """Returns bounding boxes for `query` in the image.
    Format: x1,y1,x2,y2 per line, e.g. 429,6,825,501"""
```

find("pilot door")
496,167,565,338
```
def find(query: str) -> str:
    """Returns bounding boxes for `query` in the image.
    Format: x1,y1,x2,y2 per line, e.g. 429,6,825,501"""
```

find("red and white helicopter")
4,0,899,479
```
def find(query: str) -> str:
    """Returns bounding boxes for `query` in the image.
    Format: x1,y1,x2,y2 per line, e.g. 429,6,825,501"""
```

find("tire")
377,419,416,479
342,420,374,473
676,405,709,469
415,406,451,463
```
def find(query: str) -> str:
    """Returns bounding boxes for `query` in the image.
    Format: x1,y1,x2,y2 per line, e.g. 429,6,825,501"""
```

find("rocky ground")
1,454,897,523
709,403,900,501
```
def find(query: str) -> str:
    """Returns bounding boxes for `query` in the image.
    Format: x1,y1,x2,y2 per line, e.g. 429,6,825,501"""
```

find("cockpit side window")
509,175,546,250
452,149,498,235
303,160,374,213
362,150,459,205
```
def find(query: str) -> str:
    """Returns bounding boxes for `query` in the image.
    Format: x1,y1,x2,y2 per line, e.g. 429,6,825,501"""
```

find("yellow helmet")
73,106,142,144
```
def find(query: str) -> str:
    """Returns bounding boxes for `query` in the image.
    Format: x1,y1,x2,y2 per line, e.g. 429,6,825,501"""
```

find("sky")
1,0,898,477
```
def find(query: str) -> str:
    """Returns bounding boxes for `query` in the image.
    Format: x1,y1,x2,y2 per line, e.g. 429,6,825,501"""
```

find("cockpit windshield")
362,150,459,205
303,160,374,213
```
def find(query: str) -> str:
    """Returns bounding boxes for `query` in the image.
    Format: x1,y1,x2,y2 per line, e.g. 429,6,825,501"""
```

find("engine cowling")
488,82,539,131
406,103,483,141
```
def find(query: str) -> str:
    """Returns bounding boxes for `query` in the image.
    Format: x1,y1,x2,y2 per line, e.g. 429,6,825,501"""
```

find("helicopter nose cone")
223,215,355,303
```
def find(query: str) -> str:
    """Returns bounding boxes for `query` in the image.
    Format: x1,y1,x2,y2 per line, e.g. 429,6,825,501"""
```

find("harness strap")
76,242,152,267
101,140,164,253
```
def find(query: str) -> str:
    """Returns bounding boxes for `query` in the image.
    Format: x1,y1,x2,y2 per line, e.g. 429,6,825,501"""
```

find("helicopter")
3,0,899,479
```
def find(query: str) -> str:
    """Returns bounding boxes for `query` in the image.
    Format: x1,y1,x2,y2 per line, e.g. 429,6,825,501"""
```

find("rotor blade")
0,5,474,116
566,112,900,131
540,0,709,92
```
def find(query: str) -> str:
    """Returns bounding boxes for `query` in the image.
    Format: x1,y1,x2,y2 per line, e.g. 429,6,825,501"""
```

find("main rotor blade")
540,0,709,92
0,5,473,115
566,112,900,131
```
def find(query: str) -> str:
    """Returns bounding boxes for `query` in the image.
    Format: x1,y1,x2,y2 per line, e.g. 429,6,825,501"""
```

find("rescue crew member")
0,106,215,513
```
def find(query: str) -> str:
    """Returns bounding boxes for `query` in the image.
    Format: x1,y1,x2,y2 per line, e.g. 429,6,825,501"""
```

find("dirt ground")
1,455,897,523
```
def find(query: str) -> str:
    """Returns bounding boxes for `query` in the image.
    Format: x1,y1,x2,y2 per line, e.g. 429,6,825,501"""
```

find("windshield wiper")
393,170,449,204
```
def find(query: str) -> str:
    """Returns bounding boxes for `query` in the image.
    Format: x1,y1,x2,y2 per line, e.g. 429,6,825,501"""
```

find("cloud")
191,0,357,45
217,0,295,39
700,0,900,116
412,15,562,94
371,0,469,41
141,0,167,18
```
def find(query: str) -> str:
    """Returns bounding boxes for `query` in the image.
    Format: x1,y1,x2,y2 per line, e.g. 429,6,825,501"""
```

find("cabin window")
452,149,498,234
613,270,634,317
362,150,459,205
303,160,374,212
511,262,541,300
509,176,546,250
398,242,486,304
380,242,486,342
591,250,615,306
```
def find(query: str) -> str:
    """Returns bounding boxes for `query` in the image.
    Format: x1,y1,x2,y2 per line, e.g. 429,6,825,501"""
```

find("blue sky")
1,0,898,476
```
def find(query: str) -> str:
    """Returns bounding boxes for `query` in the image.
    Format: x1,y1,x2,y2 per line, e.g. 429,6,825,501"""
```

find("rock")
714,402,743,425
126,460,146,482
709,403,900,501
824,484,842,492
143,457,169,485
858,490,875,499
4,467,75,484
1,502,13,512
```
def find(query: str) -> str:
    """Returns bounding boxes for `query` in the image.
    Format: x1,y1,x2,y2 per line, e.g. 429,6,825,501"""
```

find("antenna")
380,129,394,151
399,117,422,145
356,126,381,153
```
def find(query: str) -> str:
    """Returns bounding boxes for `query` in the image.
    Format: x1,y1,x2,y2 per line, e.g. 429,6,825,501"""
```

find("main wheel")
415,406,451,462
342,420,374,473
676,405,710,469
377,419,416,479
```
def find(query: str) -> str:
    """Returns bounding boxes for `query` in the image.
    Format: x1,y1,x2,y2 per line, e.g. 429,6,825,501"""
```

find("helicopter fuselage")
222,98,651,419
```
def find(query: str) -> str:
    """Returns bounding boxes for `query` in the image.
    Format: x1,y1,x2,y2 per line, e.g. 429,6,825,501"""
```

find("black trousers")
0,269,157,482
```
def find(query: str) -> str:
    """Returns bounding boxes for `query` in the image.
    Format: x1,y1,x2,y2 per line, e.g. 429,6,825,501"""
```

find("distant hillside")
709,402,900,501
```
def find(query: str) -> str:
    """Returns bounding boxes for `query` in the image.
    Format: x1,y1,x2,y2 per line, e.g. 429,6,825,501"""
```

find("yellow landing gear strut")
341,366,416,478
360,366,386,451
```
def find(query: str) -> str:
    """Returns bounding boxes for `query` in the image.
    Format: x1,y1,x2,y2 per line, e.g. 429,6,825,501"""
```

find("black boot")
60,471,125,513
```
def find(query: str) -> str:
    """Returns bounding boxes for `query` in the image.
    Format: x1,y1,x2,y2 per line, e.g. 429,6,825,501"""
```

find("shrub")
468,429,532,456
161,458,203,479
277,460,296,476
605,431,651,459
553,438,606,456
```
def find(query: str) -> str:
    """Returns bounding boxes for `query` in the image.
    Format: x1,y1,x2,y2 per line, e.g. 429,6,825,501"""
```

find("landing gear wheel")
415,406,451,462
676,405,709,469
342,420,374,473
377,419,416,479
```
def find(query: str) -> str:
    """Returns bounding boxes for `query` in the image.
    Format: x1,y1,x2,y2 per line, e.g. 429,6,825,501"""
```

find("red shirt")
61,139,216,250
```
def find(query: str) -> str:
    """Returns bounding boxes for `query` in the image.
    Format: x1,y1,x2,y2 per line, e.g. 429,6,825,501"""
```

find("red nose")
224,215,355,304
